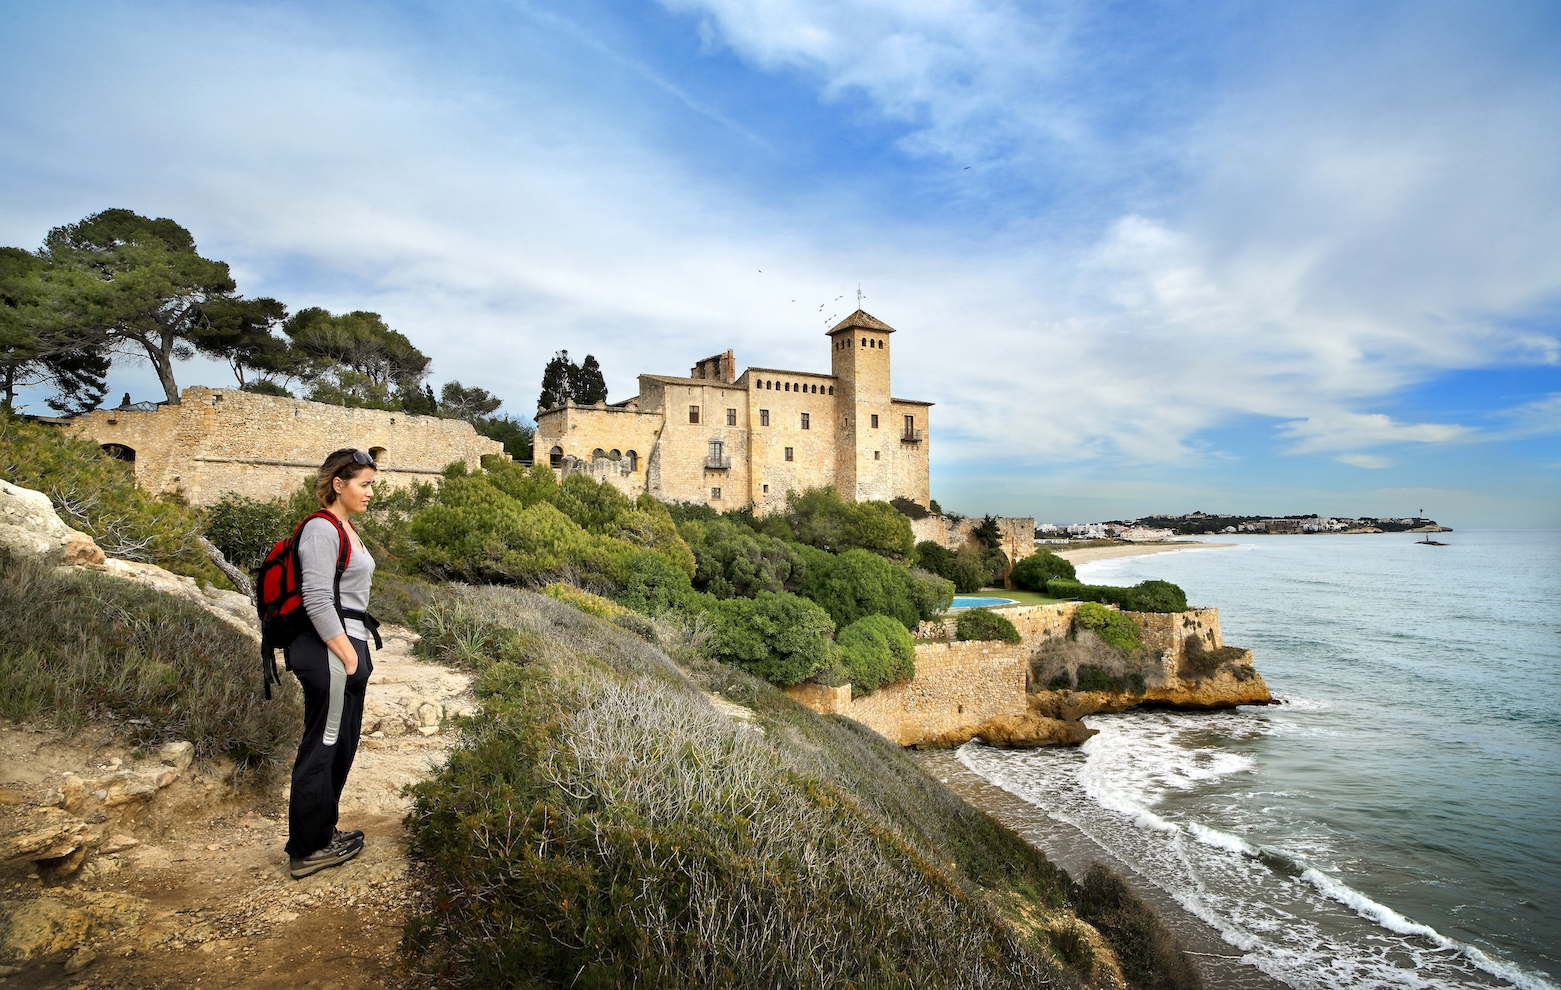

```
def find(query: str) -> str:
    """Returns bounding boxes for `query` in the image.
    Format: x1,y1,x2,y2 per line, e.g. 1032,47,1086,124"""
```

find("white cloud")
4,0,1557,486
1275,412,1475,455
1338,453,1393,469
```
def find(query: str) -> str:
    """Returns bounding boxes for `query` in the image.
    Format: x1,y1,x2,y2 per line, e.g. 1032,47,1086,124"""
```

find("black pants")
284,633,372,858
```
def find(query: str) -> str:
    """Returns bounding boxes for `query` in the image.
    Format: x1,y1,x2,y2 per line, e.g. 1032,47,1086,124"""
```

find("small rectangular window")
689,405,700,424
871,414,879,429
711,487,722,500
784,447,794,462
905,414,915,433
762,484,769,493
801,412,810,430
760,409,769,426
726,408,736,426
874,451,880,460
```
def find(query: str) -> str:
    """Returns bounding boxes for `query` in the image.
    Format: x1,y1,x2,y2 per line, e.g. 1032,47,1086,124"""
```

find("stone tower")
829,310,896,501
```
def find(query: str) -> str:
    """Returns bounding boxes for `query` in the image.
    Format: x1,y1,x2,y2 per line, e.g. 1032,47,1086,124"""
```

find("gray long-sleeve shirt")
298,515,375,642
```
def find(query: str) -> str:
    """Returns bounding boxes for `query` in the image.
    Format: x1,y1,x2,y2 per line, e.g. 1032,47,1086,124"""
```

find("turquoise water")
957,531,1561,989
951,595,1018,608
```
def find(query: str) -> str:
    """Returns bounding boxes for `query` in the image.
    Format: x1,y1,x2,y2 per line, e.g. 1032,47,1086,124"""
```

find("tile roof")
826,309,896,335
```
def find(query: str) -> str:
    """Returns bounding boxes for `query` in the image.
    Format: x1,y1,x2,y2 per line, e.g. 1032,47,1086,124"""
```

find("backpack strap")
304,511,380,650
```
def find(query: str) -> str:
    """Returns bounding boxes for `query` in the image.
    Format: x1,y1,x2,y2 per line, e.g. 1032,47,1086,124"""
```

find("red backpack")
255,511,379,698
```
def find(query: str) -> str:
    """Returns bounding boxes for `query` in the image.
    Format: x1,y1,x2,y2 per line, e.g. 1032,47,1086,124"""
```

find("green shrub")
0,551,298,779
0,413,223,586
1010,550,1076,592
956,608,1021,643
204,493,293,572
1046,670,1074,690
772,486,916,561
794,546,949,630
1179,644,1247,680
1075,664,1118,692
415,592,542,670
916,539,990,593
1047,578,1188,613
706,591,837,686
1073,602,1144,651
678,515,801,598
542,581,629,620
835,614,916,694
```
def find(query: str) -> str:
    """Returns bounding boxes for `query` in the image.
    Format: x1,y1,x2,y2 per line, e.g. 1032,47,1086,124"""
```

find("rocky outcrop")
1029,662,1272,721
99,557,260,641
0,480,258,639
0,479,104,568
918,712,1099,749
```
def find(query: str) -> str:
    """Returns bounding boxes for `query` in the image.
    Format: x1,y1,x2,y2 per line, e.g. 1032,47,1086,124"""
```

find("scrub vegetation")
404,587,1202,989
0,549,299,778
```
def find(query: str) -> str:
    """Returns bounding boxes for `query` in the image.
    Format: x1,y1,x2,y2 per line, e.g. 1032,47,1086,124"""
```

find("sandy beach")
1053,541,1234,565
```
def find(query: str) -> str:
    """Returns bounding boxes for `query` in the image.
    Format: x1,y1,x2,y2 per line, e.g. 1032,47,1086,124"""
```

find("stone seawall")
788,640,1028,747
790,601,1254,748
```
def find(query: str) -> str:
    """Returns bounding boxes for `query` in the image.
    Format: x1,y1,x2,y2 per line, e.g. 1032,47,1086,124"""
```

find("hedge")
1046,578,1187,613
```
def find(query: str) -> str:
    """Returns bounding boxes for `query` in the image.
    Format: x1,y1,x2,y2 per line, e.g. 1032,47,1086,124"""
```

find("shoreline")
1053,540,1235,566
916,746,1290,990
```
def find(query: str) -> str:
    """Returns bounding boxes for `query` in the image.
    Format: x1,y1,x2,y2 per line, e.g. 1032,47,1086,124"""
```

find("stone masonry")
65,387,506,506
790,601,1233,747
533,310,932,515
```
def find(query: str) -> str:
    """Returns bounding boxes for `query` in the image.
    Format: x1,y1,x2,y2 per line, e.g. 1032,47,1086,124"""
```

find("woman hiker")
285,448,381,879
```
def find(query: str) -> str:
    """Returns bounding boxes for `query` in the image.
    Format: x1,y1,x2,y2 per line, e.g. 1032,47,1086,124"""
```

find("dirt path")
0,627,470,989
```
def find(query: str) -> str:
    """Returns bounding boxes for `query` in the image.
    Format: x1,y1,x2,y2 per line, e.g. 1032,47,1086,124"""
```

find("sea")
932,530,1561,990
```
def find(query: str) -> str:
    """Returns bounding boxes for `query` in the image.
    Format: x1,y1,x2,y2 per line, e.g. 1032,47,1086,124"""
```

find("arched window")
784,382,790,391
592,448,605,461
549,445,563,468
610,449,621,459
101,443,135,464
368,445,387,466
828,386,834,395
625,450,638,471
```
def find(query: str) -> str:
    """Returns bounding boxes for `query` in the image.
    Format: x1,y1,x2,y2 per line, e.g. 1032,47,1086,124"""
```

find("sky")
2,0,1558,527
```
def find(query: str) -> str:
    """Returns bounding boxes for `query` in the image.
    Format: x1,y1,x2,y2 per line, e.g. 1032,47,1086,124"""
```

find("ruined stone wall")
909,514,1036,566
533,402,661,500
67,387,505,506
1122,607,1223,665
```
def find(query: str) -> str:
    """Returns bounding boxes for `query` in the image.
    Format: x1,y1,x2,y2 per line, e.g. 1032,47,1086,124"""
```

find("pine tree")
575,354,608,406
538,350,572,411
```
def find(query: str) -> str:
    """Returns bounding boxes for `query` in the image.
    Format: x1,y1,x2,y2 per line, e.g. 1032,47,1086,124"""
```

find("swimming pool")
949,595,1018,609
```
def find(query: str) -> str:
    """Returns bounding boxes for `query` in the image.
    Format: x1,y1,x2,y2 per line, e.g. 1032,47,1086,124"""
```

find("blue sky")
2,0,1558,527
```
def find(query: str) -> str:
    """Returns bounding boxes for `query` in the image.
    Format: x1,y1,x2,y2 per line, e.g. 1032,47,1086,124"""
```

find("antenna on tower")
857,283,864,309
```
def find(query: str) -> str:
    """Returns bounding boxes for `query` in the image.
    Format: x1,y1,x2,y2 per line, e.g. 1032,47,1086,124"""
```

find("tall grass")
0,552,299,779
406,588,1202,989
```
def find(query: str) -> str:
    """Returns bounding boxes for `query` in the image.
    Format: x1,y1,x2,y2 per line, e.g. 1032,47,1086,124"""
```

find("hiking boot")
289,835,363,880
334,827,365,845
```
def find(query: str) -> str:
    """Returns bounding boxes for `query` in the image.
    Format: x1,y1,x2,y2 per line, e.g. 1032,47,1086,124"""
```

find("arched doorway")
101,443,135,464
549,446,564,469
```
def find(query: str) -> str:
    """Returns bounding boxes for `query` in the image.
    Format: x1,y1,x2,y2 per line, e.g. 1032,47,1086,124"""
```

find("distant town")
1036,512,1450,543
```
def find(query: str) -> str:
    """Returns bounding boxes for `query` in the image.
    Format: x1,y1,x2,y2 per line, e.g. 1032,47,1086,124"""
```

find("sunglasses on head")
330,448,377,468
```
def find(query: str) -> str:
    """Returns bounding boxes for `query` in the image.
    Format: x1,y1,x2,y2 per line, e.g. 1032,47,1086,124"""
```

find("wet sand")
1053,541,1234,565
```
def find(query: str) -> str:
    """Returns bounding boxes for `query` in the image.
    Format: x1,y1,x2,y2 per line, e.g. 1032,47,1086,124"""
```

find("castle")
533,310,932,513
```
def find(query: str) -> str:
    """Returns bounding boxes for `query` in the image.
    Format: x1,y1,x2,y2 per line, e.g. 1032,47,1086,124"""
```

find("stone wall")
787,640,1029,747
795,601,1230,747
66,387,506,506
1123,606,1223,664
909,515,1036,576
